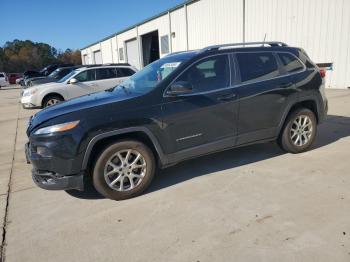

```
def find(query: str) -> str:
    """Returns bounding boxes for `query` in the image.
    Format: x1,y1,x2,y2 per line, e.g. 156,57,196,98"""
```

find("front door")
67,69,96,99
161,54,239,158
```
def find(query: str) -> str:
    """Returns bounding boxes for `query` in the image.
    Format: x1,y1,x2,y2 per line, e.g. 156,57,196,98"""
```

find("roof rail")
201,41,288,52
83,63,131,68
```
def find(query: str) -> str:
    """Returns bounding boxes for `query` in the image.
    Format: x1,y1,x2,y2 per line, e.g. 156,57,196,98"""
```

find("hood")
28,89,139,133
26,81,63,91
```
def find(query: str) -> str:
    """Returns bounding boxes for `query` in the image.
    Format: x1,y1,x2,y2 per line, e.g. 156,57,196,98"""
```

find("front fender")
81,127,168,170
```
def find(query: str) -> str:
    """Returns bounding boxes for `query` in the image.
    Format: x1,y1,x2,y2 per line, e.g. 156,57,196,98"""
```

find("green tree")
0,39,81,73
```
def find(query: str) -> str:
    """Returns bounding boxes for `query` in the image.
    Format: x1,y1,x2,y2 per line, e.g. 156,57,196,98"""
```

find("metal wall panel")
80,0,349,88
111,36,119,63
170,7,188,52
101,39,113,64
245,0,350,89
116,28,138,63
186,0,243,50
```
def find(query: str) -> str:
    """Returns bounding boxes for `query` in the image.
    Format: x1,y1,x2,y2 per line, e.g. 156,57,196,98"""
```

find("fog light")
36,146,52,157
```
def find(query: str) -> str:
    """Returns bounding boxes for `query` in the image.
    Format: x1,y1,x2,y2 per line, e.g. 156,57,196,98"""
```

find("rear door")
235,51,296,144
67,69,96,99
116,67,136,83
94,68,120,92
161,54,239,157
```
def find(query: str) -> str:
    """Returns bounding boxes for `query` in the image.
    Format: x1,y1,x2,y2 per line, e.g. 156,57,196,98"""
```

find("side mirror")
166,81,193,96
69,78,78,84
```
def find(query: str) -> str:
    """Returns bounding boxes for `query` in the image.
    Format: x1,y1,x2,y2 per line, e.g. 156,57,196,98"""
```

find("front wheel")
92,140,156,200
278,108,317,153
43,95,63,108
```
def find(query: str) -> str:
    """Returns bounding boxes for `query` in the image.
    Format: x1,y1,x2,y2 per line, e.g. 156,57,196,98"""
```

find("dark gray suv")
25,42,328,200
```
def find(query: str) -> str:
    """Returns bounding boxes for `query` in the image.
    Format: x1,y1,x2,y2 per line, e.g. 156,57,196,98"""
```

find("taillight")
319,68,326,78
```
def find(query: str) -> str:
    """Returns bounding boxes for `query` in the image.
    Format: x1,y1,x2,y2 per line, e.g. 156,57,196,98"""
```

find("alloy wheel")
290,115,313,146
103,149,147,191
46,98,60,107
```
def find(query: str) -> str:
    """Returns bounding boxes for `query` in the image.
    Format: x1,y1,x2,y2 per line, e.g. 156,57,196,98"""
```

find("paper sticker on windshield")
161,62,181,69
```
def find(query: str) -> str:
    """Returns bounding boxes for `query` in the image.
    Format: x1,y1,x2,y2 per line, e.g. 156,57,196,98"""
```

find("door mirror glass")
69,78,78,84
167,81,193,96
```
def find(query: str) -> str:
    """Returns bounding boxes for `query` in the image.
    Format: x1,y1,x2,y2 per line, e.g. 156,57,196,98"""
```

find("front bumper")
21,95,40,109
25,133,85,191
32,168,84,191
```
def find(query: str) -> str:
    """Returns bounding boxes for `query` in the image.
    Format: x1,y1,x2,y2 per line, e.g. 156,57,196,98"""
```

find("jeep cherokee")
25,42,328,200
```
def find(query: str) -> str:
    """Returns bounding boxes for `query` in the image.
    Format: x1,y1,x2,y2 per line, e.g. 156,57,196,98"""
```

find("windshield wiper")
105,85,129,93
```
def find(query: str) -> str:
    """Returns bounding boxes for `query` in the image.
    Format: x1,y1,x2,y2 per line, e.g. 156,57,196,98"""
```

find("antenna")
262,33,267,46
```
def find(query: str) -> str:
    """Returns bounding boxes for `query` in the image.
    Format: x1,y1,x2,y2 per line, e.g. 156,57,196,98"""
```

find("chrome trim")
176,133,202,142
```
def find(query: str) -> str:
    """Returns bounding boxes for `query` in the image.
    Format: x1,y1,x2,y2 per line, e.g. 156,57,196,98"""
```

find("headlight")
34,120,80,135
22,88,38,97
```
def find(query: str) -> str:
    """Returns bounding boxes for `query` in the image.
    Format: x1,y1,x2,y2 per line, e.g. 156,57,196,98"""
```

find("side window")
177,55,230,92
75,69,95,82
236,52,279,83
117,68,136,77
96,68,117,80
278,53,304,73
0,74,4,78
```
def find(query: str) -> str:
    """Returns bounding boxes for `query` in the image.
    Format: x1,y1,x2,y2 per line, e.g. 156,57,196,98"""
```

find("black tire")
42,95,63,108
278,108,317,153
92,140,156,200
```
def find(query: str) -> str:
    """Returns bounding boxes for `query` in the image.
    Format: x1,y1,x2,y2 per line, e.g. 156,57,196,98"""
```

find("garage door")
83,54,89,65
93,50,102,64
125,39,140,69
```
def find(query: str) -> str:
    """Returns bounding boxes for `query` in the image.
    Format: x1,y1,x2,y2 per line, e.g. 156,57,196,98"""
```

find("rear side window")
117,68,135,77
236,52,279,83
176,55,230,92
0,74,4,78
96,68,117,80
75,69,95,82
278,53,304,73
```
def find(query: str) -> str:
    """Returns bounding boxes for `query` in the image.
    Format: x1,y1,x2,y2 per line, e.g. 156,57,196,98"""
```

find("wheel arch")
81,127,167,171
278,97,319,136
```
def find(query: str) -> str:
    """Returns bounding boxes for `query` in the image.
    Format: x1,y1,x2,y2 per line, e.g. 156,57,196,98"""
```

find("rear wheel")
278,108,317,153
92,140,155,200
43,95,63,108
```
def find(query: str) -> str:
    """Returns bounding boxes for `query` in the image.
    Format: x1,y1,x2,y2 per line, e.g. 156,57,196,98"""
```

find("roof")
80,0,199,50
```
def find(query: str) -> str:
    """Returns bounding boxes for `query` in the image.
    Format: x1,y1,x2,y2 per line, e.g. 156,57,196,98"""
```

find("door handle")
217,93,237,101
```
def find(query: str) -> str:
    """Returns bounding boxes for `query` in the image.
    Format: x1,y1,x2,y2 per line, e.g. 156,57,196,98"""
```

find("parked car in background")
8,73,23,84
25,42,328,200
16,77,24,85
21,64,137,108
26,66,82,87
0,72,9,88
22,64,74,86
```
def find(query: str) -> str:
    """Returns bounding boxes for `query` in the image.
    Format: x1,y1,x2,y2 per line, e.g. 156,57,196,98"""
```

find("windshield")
114,52,196,94
57,70,76,83
48,69,60,78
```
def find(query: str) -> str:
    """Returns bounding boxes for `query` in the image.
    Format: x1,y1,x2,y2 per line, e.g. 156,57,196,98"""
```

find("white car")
0,72,9,88
21,65,137,108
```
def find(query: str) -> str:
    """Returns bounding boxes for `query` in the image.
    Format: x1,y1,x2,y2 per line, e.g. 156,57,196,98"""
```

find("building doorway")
141,30,160,67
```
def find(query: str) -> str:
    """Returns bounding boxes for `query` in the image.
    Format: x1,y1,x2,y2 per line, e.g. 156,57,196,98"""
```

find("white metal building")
80,0,350,89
